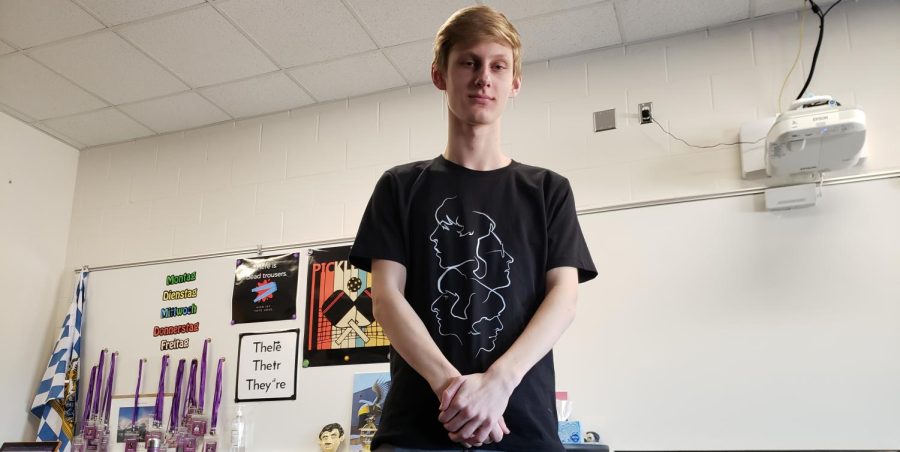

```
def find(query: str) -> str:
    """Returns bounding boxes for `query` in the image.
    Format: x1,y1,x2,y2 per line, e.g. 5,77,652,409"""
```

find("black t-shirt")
349,155,597,451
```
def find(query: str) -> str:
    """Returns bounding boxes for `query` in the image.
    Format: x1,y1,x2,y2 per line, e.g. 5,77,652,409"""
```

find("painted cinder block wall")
65,1,899,272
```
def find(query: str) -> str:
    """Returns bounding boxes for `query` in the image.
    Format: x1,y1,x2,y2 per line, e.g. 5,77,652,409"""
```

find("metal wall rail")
75,170,900,273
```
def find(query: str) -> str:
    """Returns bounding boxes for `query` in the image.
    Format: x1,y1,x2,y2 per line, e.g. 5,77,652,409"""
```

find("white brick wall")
66,0,900,268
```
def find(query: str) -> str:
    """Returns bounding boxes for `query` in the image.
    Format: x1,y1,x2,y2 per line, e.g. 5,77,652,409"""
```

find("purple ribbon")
132,359,144,427
169,359,186,432
155,355,169,425
82,366,97,429
199,339,209,413
103,352,117,425
187,359,198,412
93,349,106,418
210,358,224,434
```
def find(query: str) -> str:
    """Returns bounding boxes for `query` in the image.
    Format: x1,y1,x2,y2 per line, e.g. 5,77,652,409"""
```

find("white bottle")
230,405,245,452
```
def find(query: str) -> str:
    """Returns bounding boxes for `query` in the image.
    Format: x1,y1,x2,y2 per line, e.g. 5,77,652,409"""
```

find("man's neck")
443,115,510,171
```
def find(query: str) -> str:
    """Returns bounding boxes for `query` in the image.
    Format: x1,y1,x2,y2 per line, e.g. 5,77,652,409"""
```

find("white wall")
65,1,900,270
0,111,79,441
57,0,900,448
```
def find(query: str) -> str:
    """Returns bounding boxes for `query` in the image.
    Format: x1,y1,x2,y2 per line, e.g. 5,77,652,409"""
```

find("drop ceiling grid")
0,40,16,55
0,0,814,150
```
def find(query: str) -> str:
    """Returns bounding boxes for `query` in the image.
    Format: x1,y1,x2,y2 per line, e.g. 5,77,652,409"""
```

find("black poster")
232,253,299,324
302,246,390,367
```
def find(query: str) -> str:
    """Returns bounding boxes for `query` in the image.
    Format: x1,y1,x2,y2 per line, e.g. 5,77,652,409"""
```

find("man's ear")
509,75,522,98
431,63,446,90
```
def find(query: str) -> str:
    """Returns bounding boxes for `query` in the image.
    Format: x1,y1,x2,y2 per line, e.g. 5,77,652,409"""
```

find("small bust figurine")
318,423,345,452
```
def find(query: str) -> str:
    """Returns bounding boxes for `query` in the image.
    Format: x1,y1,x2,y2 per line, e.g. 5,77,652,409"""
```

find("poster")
302,246,390,367
235,329,299,402
232,253,299,324
349,371,391,451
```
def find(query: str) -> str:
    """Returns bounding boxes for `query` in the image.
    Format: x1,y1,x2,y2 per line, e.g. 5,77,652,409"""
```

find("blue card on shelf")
558,420,581,444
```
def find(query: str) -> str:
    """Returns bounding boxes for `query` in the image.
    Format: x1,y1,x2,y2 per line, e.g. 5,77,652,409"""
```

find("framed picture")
232,253,299,324
109,395,170,443
235,329,299,402
303,246,390,367
0,442,59,452
349,371,391,451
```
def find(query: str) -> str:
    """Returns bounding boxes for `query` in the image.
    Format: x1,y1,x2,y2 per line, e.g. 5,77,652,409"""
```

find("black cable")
796,0,843,100
651,118,764,149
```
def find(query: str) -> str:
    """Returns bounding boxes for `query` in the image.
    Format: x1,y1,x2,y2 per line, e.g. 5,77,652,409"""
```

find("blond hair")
432,5,522,79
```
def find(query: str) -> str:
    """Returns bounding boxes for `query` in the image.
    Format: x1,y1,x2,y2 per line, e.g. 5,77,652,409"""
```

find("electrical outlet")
639,102,652,125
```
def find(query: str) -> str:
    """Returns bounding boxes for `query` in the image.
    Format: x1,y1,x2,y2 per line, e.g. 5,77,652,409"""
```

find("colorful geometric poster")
302,246,390,367
349,371,392,451
232,253,299,324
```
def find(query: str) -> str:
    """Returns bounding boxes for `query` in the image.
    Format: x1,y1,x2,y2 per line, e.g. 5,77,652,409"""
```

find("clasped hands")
434,369,516,448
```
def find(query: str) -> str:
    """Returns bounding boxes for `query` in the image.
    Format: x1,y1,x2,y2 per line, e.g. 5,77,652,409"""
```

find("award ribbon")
210,358,224,435
132,359,145,428
155,355,169,426
187,359,198,411
103,352,117,426
199,339,210,413
93,349,106,418
169,359,186,432
82,366,97,429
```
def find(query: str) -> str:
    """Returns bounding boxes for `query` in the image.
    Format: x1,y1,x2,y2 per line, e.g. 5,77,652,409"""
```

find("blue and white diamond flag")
30,270,87,451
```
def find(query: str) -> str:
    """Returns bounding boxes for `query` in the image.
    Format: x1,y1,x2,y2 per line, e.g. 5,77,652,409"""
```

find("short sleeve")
348,172,407,273
547,178,597,283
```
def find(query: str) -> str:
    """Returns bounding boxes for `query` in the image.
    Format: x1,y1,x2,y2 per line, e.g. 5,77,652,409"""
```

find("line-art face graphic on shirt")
429,196,514,356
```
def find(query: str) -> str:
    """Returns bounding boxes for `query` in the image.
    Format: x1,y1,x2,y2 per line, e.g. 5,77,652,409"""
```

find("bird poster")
302,246,390,367
349,371,391,451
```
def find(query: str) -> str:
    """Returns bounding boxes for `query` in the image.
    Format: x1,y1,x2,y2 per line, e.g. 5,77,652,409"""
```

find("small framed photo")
109,395,171,443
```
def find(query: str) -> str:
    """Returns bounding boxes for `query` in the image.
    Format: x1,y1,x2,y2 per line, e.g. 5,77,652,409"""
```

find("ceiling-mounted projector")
765,95,866,177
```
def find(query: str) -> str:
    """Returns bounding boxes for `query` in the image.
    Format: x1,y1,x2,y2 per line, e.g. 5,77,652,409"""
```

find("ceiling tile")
0,0,104,49
0,53,107,120
41,107,154,147
32,122,85,149
615,0,749,43
515,2,621,63
0,103,35,123
200,72,314,118
484,0,604,20
0,40,15,56
29,31,188,104
346,0,474,47
383,39,434,86
217,0,376,67
119,91,231,133
77,0,205,26
289,51,406,102
118,5,277,87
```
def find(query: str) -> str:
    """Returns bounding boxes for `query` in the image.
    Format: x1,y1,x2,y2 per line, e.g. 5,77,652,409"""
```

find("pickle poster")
302,246,390,367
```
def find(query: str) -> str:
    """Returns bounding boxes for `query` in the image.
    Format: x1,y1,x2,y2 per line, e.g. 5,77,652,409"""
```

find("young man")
349,5,596,451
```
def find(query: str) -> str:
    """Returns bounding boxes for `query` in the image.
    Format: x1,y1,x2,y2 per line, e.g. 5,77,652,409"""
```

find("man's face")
433,40,520,127
318,428,342,452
